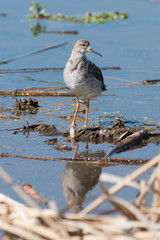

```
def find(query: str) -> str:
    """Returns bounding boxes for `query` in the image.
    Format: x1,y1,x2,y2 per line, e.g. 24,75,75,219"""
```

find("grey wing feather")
88,61,106,91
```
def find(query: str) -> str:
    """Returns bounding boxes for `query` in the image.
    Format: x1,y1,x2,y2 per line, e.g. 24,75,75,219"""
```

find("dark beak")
90,48,102,57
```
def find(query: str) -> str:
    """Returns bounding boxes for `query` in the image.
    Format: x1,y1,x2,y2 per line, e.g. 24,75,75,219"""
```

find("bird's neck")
71,50,86,60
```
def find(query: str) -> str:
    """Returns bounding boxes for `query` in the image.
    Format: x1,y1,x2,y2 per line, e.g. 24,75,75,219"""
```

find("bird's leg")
74,145,79,158
71,96,80,127
83,99,89,128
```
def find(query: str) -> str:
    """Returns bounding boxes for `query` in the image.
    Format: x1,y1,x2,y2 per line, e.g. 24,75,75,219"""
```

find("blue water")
0,0,159,212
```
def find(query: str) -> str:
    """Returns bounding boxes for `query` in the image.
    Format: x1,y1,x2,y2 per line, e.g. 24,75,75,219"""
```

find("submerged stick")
0,67,63,73
0,42,67,64
0,152,150,165
101,66,121,70
42,30,78,34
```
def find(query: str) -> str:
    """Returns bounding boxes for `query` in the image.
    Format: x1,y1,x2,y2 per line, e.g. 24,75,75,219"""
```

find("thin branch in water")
0,67,63,73
0,66,120,74
101,66,121,70
0,41,68,64
0,152,150,165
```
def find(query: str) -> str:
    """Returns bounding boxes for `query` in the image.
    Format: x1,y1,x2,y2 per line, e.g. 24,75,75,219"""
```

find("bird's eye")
82,44,86,47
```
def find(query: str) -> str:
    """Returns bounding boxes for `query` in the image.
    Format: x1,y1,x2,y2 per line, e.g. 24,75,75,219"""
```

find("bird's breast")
63,56,102,98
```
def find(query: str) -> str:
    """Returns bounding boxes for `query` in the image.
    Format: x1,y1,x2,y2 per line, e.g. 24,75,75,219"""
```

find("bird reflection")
62,149,105,213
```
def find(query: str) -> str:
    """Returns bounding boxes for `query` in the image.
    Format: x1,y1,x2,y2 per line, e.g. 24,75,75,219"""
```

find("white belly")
63,69,102,99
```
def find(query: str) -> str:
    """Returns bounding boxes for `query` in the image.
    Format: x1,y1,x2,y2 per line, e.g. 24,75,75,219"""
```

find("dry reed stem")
78,154,160,217
151,161,160,223
0,167,39,208
3,232,13,240
0,219,43,240
0,168,70,239
100,172,141,189
0,193,69,240
0,193,160,240
135,169,157,208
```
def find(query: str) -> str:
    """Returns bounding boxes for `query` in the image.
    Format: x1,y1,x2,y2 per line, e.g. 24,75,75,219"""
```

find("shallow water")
0,0,159,212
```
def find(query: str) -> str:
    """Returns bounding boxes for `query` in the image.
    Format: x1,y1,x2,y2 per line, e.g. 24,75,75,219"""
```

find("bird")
63,39,106,128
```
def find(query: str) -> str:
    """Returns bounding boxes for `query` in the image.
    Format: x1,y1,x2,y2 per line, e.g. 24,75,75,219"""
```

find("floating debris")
0,13,6,16
53,144,73,152
45,138,58,145
33,123,57,134
0,122,58,136
140,79,160,85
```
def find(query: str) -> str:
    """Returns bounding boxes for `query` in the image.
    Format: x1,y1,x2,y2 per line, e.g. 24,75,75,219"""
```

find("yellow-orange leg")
71,96,80,127
83,99,89,128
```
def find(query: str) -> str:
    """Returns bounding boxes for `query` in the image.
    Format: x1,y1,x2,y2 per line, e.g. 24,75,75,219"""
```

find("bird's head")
73,39,102,57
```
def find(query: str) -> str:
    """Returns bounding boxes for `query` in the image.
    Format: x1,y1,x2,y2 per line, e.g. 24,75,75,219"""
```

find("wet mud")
13,97,39,115
63,119,160,156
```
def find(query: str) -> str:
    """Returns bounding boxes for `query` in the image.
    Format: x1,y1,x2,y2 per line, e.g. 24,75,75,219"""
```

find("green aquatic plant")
27,2,128,23
28,1,47,19
81,11,128,23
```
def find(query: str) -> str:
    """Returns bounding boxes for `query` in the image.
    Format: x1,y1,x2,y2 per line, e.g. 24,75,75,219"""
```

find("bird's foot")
70,124,77,128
